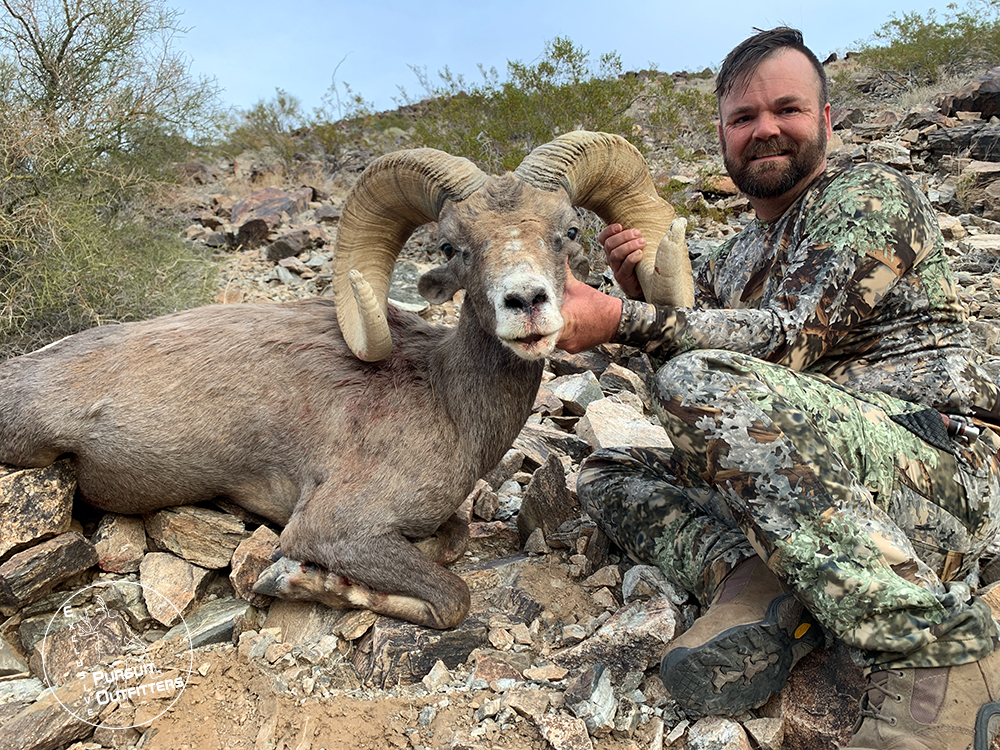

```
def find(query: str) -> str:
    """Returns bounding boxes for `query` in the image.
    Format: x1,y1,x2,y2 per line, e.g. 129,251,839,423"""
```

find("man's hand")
599,223,646,299
557,267,624,354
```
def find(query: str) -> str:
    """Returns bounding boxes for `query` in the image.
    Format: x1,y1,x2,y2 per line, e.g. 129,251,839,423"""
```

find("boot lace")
858,668,905,727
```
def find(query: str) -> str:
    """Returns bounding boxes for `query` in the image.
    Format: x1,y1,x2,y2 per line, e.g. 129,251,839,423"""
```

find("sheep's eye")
441,243,455,259
567,227,579,241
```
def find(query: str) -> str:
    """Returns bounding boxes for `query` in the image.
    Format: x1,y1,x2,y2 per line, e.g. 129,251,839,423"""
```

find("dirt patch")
136,597,661,750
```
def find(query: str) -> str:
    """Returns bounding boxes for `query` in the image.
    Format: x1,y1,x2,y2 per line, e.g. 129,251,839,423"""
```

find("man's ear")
418,264,464,304
822,102,832,138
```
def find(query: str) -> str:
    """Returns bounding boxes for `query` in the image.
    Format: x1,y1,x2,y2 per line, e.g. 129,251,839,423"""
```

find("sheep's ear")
568,245,590,281
418,264,464,304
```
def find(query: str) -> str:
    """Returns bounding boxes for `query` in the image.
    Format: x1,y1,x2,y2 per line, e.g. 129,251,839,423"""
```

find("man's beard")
724,127,827,199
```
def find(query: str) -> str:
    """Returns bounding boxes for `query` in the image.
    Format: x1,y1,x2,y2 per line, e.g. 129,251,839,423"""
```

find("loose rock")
0,462,75,559
91,514,146,574
229,525,281,607
138,552,212,626
0,533,97,616
145,506,247,570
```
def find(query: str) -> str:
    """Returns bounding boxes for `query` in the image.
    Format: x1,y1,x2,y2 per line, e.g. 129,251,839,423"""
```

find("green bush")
400,37,647,172
230,37,719,180
393,37,719,175
0,0,220,356
223,73,401,172
0,190,217,359
854,1,1000,87
640,76,718,159
313,60,393,154
222,88,310,169
310,81,412,169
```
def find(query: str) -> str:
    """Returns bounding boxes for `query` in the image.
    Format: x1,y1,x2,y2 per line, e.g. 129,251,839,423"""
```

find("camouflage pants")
578,350,1000,669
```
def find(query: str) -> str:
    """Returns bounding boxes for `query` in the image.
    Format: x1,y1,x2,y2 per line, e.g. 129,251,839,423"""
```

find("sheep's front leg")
413,497,472,565
253,551,470,629
253,502,472,630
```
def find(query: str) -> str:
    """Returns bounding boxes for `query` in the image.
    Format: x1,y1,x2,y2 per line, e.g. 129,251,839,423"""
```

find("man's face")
718,49,832,201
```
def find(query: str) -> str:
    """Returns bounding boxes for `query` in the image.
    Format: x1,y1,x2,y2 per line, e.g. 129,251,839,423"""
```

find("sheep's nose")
504,288,549,311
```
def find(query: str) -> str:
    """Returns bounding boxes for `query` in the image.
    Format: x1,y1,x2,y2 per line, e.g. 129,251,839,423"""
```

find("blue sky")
168,1,941,115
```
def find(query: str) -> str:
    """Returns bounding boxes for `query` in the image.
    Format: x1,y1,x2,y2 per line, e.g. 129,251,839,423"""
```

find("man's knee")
578,446,672,509
578,447,631,515
652,349,759,407
655,349,730,379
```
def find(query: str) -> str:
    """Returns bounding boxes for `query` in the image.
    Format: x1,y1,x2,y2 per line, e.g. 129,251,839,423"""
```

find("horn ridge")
516,131,694,307
334,149,488,361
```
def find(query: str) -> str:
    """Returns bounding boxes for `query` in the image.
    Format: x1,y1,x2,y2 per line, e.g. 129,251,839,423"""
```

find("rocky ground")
3,62,1000,750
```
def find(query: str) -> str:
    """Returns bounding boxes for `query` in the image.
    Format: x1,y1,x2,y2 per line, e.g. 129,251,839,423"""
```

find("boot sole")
659,594,821,717
975,701,1000,750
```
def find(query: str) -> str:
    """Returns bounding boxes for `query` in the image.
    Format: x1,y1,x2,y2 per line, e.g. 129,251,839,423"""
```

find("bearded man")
557,26,1000,750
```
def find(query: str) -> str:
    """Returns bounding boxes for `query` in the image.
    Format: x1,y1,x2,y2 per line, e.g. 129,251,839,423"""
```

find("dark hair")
715,27,828,106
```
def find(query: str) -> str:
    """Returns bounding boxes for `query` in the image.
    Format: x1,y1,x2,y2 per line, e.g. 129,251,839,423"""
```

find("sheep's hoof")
254,557,356,604
253,557,314,598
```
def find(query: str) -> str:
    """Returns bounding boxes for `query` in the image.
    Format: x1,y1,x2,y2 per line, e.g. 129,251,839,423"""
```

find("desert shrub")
222,88,307,168
261,37,718,180
853,1,1000,89
0,0,221,356
223,67,404,172
310,80,413,168
640,76,719,158
0,189,217,358
399,37,647,173
395,37,719,177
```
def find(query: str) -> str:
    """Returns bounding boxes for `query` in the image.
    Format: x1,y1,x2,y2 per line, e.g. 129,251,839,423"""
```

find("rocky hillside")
2,63,1000,750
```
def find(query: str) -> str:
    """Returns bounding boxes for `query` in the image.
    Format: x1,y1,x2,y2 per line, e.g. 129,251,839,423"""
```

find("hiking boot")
845,645,1000,750
659,556,822,717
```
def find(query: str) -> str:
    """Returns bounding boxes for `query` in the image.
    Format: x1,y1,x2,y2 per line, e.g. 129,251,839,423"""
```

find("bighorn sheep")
0,131,693,629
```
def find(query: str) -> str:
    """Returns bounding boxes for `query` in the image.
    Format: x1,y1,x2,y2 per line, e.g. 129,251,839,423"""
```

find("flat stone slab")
0,679,101,750
145,506,246,569
575,397,672,452
0,678,43,708
353,613,489,689
0,532,97,616
553,597,681,683
139,553,212,627
163,597,253,648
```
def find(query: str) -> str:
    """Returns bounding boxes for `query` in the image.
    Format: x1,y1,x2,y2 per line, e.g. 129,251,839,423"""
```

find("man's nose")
752,111,781,140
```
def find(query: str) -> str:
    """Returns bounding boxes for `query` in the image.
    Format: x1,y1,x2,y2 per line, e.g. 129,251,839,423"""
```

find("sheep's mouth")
503,330,558,359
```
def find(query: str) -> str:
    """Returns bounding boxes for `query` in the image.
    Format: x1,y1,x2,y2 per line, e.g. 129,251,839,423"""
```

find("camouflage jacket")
614,162,1000,426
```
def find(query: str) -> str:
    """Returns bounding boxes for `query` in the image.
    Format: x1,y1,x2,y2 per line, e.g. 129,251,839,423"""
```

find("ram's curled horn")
514,131,695,307
334,149,489,361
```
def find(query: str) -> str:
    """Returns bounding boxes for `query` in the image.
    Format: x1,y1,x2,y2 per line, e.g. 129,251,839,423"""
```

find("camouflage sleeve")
613,165,939,369
614,299,786,357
